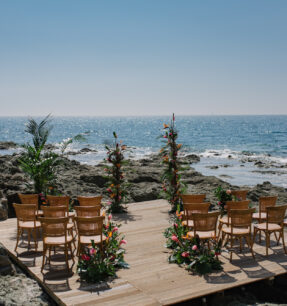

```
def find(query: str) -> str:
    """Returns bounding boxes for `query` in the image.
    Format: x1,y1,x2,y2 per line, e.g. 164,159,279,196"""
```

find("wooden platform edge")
3,244,66,306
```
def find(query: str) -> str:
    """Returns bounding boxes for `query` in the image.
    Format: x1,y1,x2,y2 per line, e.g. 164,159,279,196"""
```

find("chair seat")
222,227,250,235
44,235,73,245
19,221,41,228
67,223,74,230
252,212,267,220
187,231,216,239
79,235,107,244
283,219,287,226
182,220,194,227
219,215,228,224
36,210,43,216
67,211,75,217
254,223,282,231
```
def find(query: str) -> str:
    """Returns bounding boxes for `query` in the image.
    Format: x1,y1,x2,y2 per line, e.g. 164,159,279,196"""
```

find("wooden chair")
40,217,74,272
182,203,210,228
231,190,248,201
13,204,41,253
253,205,287,256
75,206,101,217
187,212,220,246
252,196,277,222
42,206,75,240
77,196,102,206
222,208,255,261
181,194,206,204
18,193,42,215
218,200,250,238
47,195,74,217
75,216,106,256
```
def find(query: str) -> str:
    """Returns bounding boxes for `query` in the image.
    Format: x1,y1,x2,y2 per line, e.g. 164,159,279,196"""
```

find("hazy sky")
1,0,287,116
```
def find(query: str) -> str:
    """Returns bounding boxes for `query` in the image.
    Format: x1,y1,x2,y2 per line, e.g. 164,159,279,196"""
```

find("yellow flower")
110,184,114,187
102,211,106,217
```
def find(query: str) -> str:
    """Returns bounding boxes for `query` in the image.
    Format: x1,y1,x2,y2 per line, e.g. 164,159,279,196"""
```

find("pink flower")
118,195,122,200
181,251,190,258
192,245,198,251
226,189,232,195
217,201,222,206
89,248,95,255
108,214,112,220
112,226,118,233
107,188,112,193
120,239,127,245
171,235,179,243
81,254,90,261
163,135,167,138
173,223,178,229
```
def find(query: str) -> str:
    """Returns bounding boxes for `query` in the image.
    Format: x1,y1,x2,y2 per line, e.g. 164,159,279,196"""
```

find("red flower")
112,226,118,233
181,251,190,258
81,254,90,261
171,235,179,243
215,251,221,256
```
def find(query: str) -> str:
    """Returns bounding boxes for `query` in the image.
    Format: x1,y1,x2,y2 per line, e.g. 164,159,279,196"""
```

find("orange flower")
102,211,106,217
177,144,182,149
116,163,121,168
110,194,115,198
108,232,112,238
110,184,114,187
163,123,169,128
121,145,127,150
48,186,53,190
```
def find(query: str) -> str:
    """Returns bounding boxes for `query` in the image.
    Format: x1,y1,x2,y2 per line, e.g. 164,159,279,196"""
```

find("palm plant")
19,115,60,194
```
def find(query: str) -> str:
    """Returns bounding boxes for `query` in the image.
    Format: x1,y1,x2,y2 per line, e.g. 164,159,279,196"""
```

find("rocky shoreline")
0,149,287,219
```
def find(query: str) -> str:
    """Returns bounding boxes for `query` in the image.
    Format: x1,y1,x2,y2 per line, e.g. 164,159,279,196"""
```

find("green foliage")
214,186,233,214
159,114,186,212
104,132,129,213
164,214,223,275
77,216,129,283
19,115,87,194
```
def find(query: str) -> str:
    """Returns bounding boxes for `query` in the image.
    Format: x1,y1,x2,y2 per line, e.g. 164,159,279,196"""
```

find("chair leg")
253,228,258,246
281,230,287,254
230,235,233,262
48,246,51,264
69,243,75,264
218,222,223,240
32,228,38,253
247,234,255,259
27,229,31,250
64,245,69,271
15,228,21,252
265,231,269,256
239,237,243,253
41,244,47,273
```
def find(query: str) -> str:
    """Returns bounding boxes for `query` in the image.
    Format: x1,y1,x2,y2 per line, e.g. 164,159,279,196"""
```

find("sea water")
0,115,287,187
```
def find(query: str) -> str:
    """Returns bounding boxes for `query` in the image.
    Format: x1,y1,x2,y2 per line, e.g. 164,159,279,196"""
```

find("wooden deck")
1,199,287,305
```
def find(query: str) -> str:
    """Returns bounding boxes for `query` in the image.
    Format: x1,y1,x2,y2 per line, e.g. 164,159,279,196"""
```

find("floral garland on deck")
104,132,128,213
159,114,186,213
164,212,223,275
77,214,129,283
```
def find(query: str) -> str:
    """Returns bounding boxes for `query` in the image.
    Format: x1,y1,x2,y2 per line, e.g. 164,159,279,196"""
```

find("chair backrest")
13,203,37,222
259,196,277,213
42,206,66,218
18,194,39,210
267,205,287,224
47,195,70,210
77,196,102,206
231,190,248,200
40,217,69,238
75,206,101,217
226,200,250,213
183,203,210,224
181,194,206,204
192,211,220,232
75,216,104,236
229,208,255,228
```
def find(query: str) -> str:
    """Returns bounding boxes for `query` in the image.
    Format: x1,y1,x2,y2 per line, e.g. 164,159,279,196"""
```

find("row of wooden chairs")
14,194,105,272
181,193,287,261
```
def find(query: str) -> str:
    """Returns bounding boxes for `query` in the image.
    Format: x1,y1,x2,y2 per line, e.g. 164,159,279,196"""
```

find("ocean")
1,115,287,187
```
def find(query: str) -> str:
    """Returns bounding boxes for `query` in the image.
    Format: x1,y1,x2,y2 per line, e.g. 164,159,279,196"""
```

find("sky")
0,0,287,116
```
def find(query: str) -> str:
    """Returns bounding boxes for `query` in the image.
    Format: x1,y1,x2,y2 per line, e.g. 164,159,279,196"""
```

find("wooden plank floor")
1,199,287,305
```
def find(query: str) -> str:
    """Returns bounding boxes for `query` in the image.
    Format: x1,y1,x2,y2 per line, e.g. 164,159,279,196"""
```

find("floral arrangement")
77,214,129,283
164,212,223,275
159,114,186,212
214,186,232,215
104,132,128,213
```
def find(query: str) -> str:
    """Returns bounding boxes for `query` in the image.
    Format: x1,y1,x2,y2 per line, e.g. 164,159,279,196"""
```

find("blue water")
1,115,287,187
0,115,287,155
